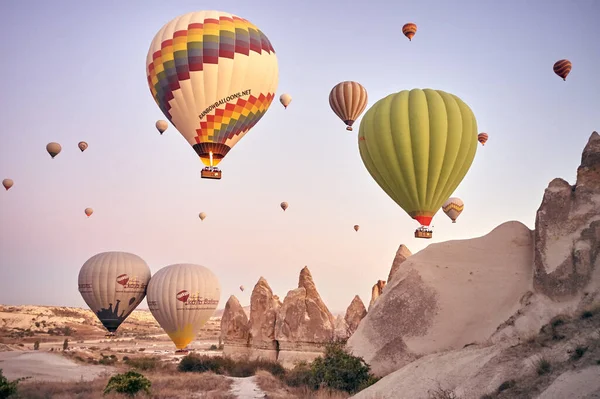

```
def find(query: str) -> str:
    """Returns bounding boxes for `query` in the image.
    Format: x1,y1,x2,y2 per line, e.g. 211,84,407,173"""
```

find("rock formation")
348,132,600,388
387,244,412,283
247,277,281,361
368,280,386,311
344,295,367,336
220,296,250,359
275,266,335,367
533,132,600,301
348,221,534,376
333,315,349,340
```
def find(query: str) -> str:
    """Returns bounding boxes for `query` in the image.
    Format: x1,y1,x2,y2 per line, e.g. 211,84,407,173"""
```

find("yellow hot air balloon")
85,208,94,217
354,225,360,232
442,197,464,223
78,252,152,337
147,263,221,351
279,93,292,109
358,89,478,239
146,11,279,180
329,81,368,131
199,212,207,221
46,142,62,158
2,179,13,191
78,141,88,152
280,202,288,211
156,120,168,135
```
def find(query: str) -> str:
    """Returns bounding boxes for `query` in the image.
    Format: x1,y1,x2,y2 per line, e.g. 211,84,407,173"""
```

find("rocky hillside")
348,131,600,398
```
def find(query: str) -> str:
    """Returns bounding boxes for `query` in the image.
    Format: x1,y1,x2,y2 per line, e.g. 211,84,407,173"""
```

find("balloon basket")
105,333,116,339
201,168,222,180
175,349,189,354
346,126,353,131
414,228,433,239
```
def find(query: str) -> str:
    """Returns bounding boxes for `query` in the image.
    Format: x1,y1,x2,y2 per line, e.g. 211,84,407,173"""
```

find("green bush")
308,341,378,393
284,361,312,387
104,371,151,397
33,341,40,351
63,339,69,351
125,356,162,371
0,369,20,399
178,355,285,377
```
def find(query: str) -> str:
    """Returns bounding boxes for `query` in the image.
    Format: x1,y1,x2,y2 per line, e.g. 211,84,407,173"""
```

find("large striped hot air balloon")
442,197,464,223
329,81,368,131
553,59,572,81
478,132,488,146
358,89,478,238
402,23,417,41
78,252,152,337
147,263,221,351
146,11,279,179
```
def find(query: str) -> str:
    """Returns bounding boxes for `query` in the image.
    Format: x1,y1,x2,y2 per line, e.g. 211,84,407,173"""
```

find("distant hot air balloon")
78,252,152,336
442,197,464,223
155,120,168,135
46,142,62,159
329,81,368,131
146,11,279,180
402,22,417,41
199,212,207,221
354,225,360,232
3,179,13,191
85,208,94,217
78,141,88,152
280,202,288,211
239,285,244,292
553,59,572,81
478,133,488,146
147,263,221,351
358,89,478,239
279,93,292,109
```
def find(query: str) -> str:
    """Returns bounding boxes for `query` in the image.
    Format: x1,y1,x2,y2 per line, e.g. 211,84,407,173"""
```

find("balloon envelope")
358,89,478,227
2,179,13,191
46,142,62,158
402,23,417,41
478,133,488,146
329,81,368,131
85,208,93,217
553,59,572,81
280,202,288,211
239,285,244,292
442,197,464,223
146,10,279,167
147,263,221,350
279,93,292,109
199,212,207,221
78,252,151,333
156,120,168,134
78,141,88,152
354,225,360,232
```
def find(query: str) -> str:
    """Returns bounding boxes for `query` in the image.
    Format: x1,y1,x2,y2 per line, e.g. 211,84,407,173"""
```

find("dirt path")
228,376,266,398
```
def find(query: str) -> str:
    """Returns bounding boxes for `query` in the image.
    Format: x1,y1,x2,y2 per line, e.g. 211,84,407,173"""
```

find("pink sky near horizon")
1,0,599,313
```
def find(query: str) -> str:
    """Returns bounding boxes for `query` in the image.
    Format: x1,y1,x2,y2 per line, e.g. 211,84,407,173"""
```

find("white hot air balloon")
147,263,221,352
279,93,292,109
78,252,152,337
442,197,465,223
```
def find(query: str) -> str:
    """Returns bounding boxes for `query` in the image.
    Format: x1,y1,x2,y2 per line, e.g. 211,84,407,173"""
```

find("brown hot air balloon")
85,208,94,217
329,81,368,131
78,141,89,152
3,179,14,191
46,142,62,159
402,23,417,41
553,59,572,81
353,225,360,232
280,202,288,211
478,132,489,146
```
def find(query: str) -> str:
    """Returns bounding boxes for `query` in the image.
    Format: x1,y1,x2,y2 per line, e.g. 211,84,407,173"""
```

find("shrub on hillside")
0,369,27,399
104,371,151,397
125,356,162,371
178,355,284,377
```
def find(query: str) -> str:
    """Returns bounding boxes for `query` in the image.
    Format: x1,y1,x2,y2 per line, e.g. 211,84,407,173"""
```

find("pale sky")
1,0,599,313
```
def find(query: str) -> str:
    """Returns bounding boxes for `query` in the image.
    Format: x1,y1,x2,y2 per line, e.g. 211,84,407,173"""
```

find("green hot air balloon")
358,89,478,239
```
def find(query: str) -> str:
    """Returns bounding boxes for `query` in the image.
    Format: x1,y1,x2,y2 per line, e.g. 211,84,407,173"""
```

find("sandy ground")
537,367,600,399
228,376,266,399
0,351,114,381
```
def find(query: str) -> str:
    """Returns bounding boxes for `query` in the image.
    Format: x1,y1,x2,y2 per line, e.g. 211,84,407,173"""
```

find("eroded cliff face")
534,132,600,301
